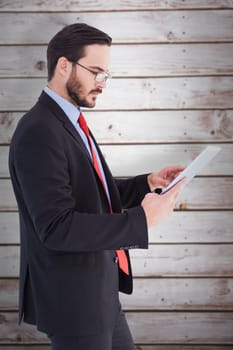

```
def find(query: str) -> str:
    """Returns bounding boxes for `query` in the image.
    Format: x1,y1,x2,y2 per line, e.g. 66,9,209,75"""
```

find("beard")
66,68,102,108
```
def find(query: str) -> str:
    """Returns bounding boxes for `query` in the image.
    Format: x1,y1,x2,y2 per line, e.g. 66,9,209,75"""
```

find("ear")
56,56,72,79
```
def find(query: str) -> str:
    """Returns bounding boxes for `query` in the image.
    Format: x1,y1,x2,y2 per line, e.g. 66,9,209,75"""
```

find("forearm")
115,174,151,209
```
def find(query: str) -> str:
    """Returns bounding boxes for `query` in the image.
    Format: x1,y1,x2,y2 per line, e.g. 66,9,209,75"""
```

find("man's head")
47,23,112,108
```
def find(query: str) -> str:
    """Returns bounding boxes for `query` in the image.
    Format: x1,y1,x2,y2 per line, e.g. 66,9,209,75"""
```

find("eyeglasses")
75,62,111,83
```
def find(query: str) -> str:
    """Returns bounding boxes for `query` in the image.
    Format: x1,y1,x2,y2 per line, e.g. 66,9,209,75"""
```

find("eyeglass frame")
74,61,112,83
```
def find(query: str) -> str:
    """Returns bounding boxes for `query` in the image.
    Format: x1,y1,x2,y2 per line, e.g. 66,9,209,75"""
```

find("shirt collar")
44,86,81,125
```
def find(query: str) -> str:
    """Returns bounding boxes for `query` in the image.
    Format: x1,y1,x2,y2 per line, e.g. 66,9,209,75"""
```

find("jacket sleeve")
115,175,151,209
9,120,148,253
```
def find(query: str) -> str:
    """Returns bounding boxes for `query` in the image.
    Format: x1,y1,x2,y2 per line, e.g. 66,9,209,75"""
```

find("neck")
47,81,79,108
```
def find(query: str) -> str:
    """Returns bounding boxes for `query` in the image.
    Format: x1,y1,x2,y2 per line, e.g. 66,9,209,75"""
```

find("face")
66,44,111,108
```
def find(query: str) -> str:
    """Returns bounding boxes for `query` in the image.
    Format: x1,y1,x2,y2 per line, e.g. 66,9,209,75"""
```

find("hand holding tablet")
155,146,221,195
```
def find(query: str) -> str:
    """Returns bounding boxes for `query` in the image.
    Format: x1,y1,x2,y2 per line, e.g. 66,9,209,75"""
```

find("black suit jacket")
9,91,149,336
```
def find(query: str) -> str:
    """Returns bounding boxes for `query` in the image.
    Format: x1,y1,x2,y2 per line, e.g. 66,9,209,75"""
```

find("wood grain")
1,77,233,111
0,11,233,44
1,110,233,145
0,0,233,11
1,44,233,78
0,311,233,344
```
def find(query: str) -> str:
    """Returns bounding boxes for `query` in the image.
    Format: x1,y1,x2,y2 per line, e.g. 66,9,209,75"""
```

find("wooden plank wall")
0,0,233,349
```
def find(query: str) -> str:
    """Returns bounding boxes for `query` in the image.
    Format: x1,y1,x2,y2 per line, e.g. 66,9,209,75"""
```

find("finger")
164,165,185,174
160,165,185,180
157,178,170,187
168,177,187,195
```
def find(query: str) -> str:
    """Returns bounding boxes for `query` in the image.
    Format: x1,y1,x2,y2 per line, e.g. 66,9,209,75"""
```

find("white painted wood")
1,77,233,111
1,144,232,177
149,211,233,243
126,312,233,344
0,213,19,244
1,11,233,44
0,311,233,344
1,44,233,77
1,244,233,278
0,279,18,310
121,278,233,310
130,244,233,277
1,211,233,245
176,177,233,210
1,0,233,11
100,144,232,177
1,110,233,144
0,180,17,211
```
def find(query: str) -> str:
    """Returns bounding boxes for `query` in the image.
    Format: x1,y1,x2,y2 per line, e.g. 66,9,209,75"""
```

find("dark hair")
47,23,112,81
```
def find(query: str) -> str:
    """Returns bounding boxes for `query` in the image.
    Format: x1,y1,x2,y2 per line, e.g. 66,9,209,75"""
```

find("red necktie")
78,113,129,275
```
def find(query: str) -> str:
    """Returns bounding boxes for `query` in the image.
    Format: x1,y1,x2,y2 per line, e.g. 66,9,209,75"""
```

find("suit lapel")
38,91,92,163
38,91,120,211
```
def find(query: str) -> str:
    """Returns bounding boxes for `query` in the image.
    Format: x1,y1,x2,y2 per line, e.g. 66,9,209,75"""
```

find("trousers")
48,309,135,350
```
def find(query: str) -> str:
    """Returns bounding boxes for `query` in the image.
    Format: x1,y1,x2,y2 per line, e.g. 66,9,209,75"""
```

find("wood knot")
179,202,188,210
35,60,46,71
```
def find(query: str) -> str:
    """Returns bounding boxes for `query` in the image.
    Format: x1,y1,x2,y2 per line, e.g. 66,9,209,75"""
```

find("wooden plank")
1,77,233,111
1,278,233,311
0,311,233,344
149,211,233,244
0,213,19,244
121,278,233,311
176,177,233,210
1,43,233,78
1,144,233,178
100,144,233,177
0,0,233,11
0,279,18,310
127,312,233,344
0,312,48,343
1,211,233,245
0,180,16,211
0,11,233,44
0,246,20,277
131,244,233,277
1,177,233,211
1,244,233,278
1,110,233,145
101,43,233,77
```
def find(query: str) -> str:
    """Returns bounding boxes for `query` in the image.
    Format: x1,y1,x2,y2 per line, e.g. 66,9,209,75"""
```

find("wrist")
147,173,154,192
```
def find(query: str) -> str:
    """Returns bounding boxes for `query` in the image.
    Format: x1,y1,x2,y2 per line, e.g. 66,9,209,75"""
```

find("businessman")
9,23,185,350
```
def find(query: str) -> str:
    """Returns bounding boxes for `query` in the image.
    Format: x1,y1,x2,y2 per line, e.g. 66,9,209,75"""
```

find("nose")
95,79,107,89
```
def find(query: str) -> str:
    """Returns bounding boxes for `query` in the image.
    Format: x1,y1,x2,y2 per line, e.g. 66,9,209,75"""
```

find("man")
9,23,185,350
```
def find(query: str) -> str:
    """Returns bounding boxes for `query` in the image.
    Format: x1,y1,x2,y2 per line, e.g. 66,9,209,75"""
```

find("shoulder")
11,94,64,147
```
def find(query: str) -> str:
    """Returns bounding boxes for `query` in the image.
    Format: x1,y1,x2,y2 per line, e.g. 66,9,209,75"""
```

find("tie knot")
78,113,89,136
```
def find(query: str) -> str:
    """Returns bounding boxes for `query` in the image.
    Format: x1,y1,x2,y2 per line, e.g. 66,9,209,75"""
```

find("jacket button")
114,256,118,264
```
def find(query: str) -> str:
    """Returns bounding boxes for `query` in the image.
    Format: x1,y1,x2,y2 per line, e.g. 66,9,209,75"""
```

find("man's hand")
147,165,185,192
141,177,186,228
